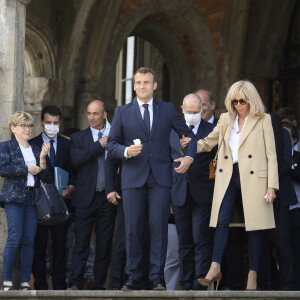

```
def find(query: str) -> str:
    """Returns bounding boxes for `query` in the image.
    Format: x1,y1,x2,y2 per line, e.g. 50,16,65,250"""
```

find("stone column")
0,0,30,283
218,0,250,107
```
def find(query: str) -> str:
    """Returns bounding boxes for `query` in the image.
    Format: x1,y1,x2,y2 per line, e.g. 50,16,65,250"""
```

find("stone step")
0,291,300,299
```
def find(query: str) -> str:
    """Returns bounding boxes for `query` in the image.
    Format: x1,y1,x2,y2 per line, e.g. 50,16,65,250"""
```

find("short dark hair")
276,107,296,124
133,67,157,83
41,105,61,121
282,121,298,141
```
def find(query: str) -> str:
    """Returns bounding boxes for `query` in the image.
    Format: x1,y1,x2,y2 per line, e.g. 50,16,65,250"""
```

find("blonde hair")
8,111,33,132
224,80,265,118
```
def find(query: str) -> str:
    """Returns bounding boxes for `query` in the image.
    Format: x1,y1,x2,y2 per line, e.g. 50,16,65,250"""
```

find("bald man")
68,100,116,290
171,94,216,290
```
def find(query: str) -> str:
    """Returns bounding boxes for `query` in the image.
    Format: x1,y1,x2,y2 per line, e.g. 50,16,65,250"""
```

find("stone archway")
77,0,216,127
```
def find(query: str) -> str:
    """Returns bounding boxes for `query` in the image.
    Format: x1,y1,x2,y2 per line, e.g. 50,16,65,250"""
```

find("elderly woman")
196,80,278,290
0,111,50,291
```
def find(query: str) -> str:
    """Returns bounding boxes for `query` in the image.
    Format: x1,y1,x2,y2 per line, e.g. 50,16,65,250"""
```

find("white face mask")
44,124,59,138
184,110,202,126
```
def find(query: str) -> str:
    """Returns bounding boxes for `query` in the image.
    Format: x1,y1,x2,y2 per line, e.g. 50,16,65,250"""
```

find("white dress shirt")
207,115,215,124
186,119,201,135
90,126,106,143
228,115,248,164
137,98,153,130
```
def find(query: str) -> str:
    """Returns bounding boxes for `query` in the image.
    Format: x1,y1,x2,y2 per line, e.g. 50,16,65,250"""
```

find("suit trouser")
32,220,69,290
164,224,180,290
173,190,213,289
122,172,170,282
289,209,300,290
69,191,116,289
110,201,126,289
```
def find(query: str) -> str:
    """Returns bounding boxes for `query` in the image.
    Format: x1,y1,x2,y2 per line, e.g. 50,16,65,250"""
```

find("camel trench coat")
197,112,278,231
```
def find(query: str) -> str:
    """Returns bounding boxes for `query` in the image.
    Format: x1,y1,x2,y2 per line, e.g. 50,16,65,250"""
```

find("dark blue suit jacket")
30,134,75,185
70,127,105,208
0,138,41,204
107,99,196,189
171,120,216,206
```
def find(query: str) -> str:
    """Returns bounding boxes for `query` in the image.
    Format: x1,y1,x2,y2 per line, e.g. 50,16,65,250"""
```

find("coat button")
219,169,223,172
248,155,252,158
250,171,254,174
224,156,228,159
149,154,152,157
149,141,152,144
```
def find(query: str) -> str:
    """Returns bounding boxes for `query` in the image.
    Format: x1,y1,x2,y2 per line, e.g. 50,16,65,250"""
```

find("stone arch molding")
82,0,216,105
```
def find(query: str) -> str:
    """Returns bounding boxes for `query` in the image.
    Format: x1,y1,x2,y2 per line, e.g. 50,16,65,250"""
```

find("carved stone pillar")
0,0,30,283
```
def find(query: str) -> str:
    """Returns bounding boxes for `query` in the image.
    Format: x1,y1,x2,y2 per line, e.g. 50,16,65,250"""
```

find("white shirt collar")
137,98,153,108
207,115,214,124
186,119,201,133
42,132,57,144
90,126,105,135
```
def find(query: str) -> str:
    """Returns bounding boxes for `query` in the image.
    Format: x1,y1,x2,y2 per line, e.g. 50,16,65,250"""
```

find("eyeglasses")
16,124,34,130
231,99,248,106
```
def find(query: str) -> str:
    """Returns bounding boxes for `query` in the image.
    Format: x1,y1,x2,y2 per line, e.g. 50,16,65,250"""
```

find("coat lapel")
149,99,159,139
196,120,205,139
239,115,259,148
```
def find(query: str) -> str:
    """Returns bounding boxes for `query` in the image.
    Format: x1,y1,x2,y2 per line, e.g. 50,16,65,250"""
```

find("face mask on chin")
184,109,202,126
44,124,59,138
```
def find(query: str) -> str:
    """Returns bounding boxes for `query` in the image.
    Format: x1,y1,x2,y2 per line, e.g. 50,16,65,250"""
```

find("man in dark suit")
68,100,116,290
30,105,74,290
171,93,216,290
195,89,218,125
107,67,196,291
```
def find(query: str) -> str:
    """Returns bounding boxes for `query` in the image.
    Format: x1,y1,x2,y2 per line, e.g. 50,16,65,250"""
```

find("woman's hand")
265,188,276,203
28,165,41,175
40,143,50,158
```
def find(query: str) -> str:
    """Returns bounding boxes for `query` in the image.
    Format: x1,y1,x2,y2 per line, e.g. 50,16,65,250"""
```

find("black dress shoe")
150,277,166,290
121,279,141,291
193,281,207,291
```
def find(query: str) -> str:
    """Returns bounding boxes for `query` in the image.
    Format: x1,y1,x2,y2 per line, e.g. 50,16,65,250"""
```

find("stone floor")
0,290,300,300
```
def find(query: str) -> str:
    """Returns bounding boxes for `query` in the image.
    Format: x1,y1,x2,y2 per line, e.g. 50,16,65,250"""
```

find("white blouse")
228,115,248,164
19,145,36,187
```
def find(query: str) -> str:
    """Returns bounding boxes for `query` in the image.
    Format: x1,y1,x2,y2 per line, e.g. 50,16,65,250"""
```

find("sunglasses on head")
231,99,247,106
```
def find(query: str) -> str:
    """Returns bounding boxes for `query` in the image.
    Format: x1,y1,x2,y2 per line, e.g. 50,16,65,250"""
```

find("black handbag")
34,173,70,226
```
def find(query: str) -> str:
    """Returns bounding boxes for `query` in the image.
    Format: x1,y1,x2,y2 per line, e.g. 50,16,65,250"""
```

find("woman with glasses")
196,80,278,290
0,111,50,291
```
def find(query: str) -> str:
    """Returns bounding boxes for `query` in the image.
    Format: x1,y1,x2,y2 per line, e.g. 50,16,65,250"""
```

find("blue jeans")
3,190,37,283
212,164,261,271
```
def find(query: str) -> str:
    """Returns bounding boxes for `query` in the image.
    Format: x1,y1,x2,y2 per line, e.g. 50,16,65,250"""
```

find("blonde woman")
196,80,278,290
0,112,49,290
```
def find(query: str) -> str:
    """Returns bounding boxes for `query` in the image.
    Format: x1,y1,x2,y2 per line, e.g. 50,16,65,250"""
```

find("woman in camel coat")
197,80,278,290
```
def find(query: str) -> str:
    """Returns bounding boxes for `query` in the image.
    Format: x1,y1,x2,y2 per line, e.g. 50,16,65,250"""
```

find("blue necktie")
49,140,55,167
189,125,194,131
97,131,105,191
143,104,150,134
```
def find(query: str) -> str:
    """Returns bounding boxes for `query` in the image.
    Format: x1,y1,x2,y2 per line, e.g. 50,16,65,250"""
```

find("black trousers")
110,201,126,289
68,191,116,289
173,188,213,289
290,209,300,290
32,220,69,290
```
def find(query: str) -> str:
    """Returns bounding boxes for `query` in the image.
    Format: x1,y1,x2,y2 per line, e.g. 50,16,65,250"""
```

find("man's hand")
99,136,108,148
62,185,74,199
127,144,143,157
180,135,191,151
174,157,193,173
107,191,121,205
